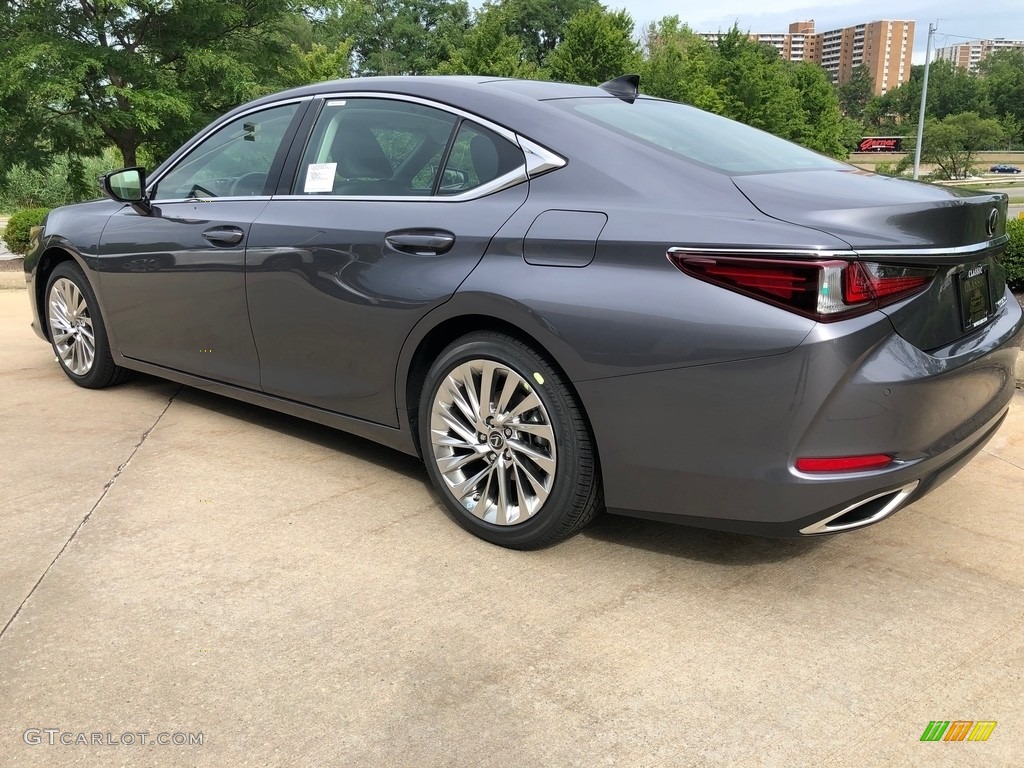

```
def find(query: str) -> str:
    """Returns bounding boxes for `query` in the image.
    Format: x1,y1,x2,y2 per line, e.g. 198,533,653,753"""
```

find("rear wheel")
45,262,128,388
419,331,602,549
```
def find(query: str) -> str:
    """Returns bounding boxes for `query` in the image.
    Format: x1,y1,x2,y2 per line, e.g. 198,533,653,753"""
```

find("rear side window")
558,98,845,175
295,97,526,197
437,122,524,196
296,99,458,197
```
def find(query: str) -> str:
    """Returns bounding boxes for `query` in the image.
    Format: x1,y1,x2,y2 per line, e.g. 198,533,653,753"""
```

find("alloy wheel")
48,277,96,376
429,359,557,526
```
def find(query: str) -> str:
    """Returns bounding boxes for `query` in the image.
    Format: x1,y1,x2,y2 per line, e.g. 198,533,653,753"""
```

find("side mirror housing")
101,167,152,215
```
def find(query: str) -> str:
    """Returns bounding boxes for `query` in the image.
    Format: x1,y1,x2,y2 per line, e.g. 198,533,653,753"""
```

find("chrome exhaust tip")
800,482,919,535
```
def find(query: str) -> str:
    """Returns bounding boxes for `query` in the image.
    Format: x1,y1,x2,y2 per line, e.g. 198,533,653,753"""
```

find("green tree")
999,115,1023,151
638,20,847,157
328,0,470,76
921,112,1005,179
863,59,995,135
546,7,640,85
499,0,599,66
2,0,311,168
924,59,991,119
837,64,874,119
709,27,804,142
980,49,1024,127
640,17,723,111
276,41,354,87
435,2,540,78
789,62,847,156
862,70,919,133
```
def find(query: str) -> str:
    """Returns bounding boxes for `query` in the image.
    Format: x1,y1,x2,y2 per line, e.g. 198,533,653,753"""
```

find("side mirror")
101,167,152,215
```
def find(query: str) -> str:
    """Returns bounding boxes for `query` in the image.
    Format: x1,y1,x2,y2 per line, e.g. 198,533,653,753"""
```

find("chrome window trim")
310,91,522,144
148,91,567,205
518,136,567,178
274,168,525,203
152,196,274,205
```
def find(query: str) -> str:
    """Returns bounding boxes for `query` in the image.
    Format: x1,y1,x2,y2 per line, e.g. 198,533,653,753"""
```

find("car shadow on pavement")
581,513,825,565
121,375,828,563
141,378,427,481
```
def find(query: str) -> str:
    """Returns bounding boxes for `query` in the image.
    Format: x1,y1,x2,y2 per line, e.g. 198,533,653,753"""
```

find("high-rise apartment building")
816,20,914,94
935,39,1024,72
701,20,814,62
701,19,915,95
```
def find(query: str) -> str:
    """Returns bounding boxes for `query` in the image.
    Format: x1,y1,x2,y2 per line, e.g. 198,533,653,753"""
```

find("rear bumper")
576,292,1023,537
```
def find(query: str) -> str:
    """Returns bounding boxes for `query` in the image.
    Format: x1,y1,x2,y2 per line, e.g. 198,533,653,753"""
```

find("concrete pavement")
1,287,1023,766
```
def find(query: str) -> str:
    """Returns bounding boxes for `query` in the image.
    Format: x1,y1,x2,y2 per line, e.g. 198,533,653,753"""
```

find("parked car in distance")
989,164,1021,173
23,75,1024,549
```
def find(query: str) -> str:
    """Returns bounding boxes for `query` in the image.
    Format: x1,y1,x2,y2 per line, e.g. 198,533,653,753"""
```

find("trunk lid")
731,169,1011,351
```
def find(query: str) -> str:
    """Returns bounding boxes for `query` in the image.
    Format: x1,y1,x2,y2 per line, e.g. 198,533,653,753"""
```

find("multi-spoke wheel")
420,331,602,549
45,262,128,388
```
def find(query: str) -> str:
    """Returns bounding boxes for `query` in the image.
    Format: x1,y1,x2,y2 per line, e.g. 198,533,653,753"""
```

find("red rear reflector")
796,454,894,472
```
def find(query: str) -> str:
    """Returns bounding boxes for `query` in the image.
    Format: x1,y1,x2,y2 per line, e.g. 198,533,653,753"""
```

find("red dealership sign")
858,137,903,152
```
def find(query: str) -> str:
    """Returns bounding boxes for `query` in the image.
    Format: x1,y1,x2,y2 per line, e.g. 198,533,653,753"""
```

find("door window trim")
278,92,565,203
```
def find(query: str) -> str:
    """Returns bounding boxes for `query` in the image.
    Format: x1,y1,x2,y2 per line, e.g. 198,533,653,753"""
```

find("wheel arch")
398,305,597,467
33,245,88,342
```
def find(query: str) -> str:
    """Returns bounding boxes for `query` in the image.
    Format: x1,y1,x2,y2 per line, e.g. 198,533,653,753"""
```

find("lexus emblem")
986,208,999,238
488,432,504,450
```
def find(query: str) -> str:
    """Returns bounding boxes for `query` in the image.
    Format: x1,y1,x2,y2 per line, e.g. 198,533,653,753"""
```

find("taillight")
668,252,934,322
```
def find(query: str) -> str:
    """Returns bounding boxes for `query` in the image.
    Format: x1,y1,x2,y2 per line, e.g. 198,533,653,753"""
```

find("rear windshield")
554,98,846,175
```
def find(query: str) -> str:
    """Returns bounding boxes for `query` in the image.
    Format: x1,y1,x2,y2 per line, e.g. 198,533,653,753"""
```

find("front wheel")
419,331,602,549
45,261,129,388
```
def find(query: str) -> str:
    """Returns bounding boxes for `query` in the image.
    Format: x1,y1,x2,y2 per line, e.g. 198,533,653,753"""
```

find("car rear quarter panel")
573,301,1021,531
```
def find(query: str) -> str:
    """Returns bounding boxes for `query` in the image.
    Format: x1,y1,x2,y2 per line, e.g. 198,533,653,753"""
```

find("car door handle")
202,226,245,246
385,230,456,256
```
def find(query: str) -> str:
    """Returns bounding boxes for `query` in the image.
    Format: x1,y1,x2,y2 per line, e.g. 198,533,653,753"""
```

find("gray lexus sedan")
24,75,1023,548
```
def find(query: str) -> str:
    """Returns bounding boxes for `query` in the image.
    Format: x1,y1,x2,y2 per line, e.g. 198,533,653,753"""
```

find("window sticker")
304,162,337,193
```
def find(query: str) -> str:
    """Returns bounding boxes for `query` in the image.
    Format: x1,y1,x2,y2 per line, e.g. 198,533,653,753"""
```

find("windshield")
556,98,846,175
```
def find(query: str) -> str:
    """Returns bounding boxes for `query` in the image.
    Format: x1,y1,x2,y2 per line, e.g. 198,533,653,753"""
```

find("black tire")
419,331,602,549
44,261,129,389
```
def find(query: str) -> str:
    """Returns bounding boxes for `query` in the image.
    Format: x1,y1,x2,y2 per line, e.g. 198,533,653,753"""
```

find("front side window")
153,103,299,200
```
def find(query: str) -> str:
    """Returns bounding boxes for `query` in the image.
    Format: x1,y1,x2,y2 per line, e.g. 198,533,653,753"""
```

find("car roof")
227,76,626,155
262,76,615,104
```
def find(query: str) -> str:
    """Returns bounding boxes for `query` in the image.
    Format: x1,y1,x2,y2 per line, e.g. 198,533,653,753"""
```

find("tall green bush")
0,154,89,210
1,208,50,255
1004,217,1024,291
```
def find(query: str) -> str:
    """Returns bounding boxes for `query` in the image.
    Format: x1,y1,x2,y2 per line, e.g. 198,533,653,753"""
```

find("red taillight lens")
844,262,933,305
796,454,894,472
691,260,822,305
668,252,934,322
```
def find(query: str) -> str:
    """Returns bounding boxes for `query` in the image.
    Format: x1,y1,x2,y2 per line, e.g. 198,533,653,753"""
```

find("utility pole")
913,21,937,180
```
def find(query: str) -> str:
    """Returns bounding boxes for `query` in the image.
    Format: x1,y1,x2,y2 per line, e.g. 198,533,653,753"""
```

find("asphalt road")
1,286,1023,767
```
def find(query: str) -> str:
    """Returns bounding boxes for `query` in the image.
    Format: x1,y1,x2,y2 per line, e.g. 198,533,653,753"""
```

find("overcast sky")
613,0,1024,63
